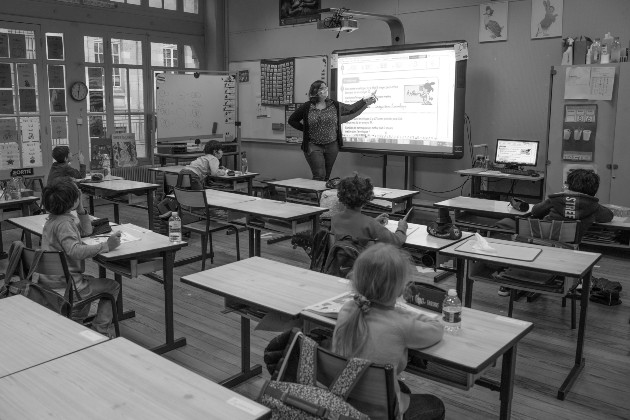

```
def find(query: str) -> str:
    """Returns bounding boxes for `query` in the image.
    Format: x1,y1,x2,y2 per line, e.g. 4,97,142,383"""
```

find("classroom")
0,1,628,419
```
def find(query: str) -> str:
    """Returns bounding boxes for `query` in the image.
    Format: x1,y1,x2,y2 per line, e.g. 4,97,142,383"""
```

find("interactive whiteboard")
229,56,327,141
155,72,236,142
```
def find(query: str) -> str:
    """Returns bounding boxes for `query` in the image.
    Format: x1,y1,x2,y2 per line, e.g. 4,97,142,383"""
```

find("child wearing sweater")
332,243,445,420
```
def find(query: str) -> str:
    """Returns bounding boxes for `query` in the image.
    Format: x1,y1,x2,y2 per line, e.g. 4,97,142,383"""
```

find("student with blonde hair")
332,243,445,420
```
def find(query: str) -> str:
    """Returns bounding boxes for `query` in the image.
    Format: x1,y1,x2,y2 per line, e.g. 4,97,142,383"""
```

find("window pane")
84,36,104,63
184,0,198,13
17,64,38,113
111,38,142,65
21,116,43,167
127,0,141,4
46,33,64,60
86,67,105,112
164,0,176,10
151,42,178,67
0,29,37,59
114,114,144,158
148,0,161,8
48,65,66,113
0,117,18,142
184,45,199,68
51,116,68,147
128,68,144,112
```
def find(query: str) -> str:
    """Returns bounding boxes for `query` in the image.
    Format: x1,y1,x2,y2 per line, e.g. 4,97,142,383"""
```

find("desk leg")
248,228,255,257
21,202,32,248
499,344,517,420
459,259,471,306
255,229,261,257
113,203,120,224
98,265,135,321
557,271,590,400
151,250,187,354
247,178,253,196
220,316,262,388
147,190,155,231
89,195,95,216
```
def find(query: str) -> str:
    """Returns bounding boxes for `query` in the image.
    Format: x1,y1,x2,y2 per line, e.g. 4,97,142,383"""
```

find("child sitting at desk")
47,146,87,186
40,179,121,337
331,174,408,247
157,140,228,219
332,243,445,420
495,168,614,295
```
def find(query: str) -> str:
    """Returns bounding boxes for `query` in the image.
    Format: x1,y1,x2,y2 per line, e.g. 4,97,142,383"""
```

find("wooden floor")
2,202,629,420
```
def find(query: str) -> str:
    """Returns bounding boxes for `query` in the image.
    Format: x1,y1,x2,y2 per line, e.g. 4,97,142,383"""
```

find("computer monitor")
494,139,539,168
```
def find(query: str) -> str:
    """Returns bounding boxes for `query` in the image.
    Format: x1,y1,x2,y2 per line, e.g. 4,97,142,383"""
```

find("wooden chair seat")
183,219,235,234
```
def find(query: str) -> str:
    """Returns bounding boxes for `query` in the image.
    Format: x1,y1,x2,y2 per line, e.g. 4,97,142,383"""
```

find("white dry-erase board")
229,55,327,141
155,72,237,142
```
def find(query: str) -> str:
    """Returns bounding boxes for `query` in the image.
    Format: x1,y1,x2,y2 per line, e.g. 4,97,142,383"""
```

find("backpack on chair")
259,329,370,420
323,236,369,279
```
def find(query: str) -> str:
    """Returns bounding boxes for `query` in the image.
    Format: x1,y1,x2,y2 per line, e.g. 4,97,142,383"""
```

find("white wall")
227,0,630,200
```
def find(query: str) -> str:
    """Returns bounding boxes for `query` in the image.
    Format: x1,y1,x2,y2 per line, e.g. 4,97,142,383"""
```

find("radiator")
111,165,155,183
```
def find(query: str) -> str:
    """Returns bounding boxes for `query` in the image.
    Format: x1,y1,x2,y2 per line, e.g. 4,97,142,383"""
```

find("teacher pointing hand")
288,80,376,181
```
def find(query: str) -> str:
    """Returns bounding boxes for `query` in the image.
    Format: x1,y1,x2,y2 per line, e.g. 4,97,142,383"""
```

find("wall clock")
70,81,88,101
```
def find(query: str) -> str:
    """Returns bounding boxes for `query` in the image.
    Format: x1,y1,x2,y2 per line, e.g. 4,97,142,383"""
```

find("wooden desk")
181,257,350,388
5,217,187,355
0,195,39,255
435,196,528,233
440,236,601,400
78,179,158,231
0,295,108,379
223,198,327,257
456,168,545,201
208,171,259,195
0,338,270,420
155,150,239,167
265,178,419,214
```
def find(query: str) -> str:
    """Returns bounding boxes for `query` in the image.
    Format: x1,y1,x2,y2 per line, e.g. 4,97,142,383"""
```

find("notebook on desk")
454,239,542,261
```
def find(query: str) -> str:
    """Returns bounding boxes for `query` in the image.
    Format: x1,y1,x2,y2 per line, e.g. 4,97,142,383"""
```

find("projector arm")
317,8,405,45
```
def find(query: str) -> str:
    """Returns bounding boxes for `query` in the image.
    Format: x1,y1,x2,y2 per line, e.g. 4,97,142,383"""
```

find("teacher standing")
288,80,376,181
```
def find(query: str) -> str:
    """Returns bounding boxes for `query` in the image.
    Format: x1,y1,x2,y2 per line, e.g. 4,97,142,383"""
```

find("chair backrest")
316,344,397,420
165,172,191,190
173,187,208,213
21,247,72,279
515,217,581,245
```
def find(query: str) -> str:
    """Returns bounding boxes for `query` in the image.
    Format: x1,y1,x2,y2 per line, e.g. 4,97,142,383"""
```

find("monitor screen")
495,139,539,167
330,41,466,158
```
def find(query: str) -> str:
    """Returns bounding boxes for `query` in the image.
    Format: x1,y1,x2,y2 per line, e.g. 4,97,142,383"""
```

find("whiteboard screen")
229,56,327,141
155,73,236,142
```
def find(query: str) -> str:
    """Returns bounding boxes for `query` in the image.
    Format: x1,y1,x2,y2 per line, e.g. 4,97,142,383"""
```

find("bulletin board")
229,55,328,141
155,72,237,142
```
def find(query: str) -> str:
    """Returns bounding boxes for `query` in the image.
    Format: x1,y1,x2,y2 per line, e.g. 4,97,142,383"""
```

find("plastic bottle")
102,154,111,178
610,37,621,63
241,151,248,173
442,289,462,333
600,33,613,64
591,38,602,64
168,211,182,242
7,177,21,200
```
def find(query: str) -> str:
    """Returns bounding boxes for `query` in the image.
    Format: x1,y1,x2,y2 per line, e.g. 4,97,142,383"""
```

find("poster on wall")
564,66,615,100
279,0,320,26
17,64,35,88
0,63,11,88
0,118,17,142
112,133,137,168
90,137,112,170
51,116,67,142
20,117,40,143
0,91,14,115
260,58,294,105
532,0,563,39
0,142,21,170
562,104,597,162
21,141,42,167
479,2,508,43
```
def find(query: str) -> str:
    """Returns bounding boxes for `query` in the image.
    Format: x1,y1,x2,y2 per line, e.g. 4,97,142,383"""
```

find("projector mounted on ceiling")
317,18,359,33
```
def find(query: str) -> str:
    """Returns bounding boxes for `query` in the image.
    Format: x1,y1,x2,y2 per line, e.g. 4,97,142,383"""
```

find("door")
610,65,630,207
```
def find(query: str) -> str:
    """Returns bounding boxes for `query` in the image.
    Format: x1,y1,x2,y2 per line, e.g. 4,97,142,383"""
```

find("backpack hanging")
259,331,370,420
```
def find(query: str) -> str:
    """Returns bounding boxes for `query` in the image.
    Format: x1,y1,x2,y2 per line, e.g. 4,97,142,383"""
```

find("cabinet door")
610,65,630,207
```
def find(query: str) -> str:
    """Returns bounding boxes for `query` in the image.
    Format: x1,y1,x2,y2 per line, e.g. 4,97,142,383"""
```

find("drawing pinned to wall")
90,137,112,170
0,142,20,170
112,133,138,168
532,0,563,39
21,142,42,167
279,0,321,26
17,64,35,88
21,117,40,143
50,116,67,143
479,2,508,43
238,70,249,83
0,118,17,142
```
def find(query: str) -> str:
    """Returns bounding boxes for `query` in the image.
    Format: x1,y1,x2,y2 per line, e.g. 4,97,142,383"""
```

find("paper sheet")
82,231,140,246
565,66,615,100
385,219,420,236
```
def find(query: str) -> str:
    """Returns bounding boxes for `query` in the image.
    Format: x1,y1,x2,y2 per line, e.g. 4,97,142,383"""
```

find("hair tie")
353,294,371,313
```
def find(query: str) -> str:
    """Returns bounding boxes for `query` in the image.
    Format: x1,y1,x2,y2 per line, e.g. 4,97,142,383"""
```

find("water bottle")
442,289,462,333
168,211,182,242
241,151,248,173
7,177,21,200
591,38,601,64
610,37,621,63
102,154,111,178
600,32,613,64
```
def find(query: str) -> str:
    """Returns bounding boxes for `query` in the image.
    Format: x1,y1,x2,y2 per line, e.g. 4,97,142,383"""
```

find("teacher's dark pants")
304,141,338,181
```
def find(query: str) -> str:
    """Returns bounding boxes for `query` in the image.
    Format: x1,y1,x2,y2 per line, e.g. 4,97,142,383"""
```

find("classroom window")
0,27,43,169
184,0,198,14
151,42,178,67
46,33,64,61
48,65,66,113
84,37,104,63
184,45,199,68
163,47,177,67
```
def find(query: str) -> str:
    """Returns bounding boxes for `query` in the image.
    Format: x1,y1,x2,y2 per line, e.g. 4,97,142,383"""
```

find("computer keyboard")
498,168,537,176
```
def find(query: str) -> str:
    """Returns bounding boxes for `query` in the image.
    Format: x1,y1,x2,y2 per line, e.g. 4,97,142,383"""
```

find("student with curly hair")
331,174,408,247
333,243,445,419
